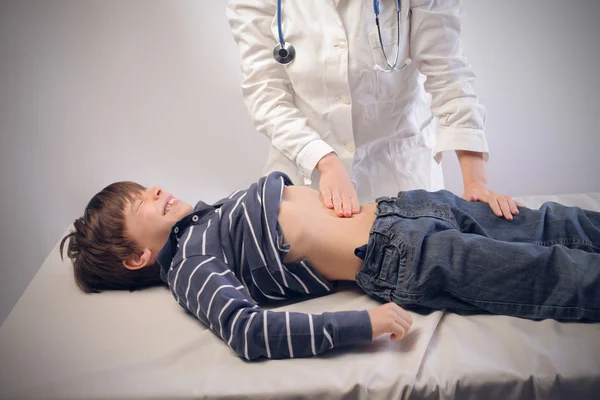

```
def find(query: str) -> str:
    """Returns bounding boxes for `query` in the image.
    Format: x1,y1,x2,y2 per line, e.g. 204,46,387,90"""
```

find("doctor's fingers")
351,196,360,215
491,195,520,220
331,191,344,216
497,197,514,220
484,195,504,218
504,196,521,217
321,189,334,209
341,192,354,217
507,197,521,214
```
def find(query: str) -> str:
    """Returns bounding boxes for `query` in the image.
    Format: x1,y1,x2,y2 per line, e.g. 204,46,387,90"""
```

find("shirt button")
174,227,179,234
337,41,347,49
341,96,351,104
192,215,199,223
345,143,355,153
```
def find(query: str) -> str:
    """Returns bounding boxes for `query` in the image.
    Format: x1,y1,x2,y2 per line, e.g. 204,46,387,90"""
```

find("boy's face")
124,186,193,265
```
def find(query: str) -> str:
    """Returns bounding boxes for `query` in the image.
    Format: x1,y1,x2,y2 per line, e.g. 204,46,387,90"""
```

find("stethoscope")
273,0,412,72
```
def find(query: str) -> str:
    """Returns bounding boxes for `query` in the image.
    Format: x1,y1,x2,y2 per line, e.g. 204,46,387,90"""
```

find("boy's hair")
60,181,163,293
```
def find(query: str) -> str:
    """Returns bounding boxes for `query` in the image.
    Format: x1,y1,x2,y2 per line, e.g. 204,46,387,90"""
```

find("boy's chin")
180,203,194,216
170,207,193,222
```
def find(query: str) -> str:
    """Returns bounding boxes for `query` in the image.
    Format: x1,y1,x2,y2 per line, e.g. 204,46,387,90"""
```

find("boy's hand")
368,302,413,341
317,152,360,218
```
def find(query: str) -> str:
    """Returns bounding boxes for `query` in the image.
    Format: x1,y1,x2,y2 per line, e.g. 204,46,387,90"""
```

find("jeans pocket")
374,238,409,291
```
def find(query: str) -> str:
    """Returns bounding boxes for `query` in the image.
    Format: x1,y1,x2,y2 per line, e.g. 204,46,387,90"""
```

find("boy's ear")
123,248,153,271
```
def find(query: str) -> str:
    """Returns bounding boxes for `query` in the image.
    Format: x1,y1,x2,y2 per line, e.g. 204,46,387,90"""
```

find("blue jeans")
355,190,600,322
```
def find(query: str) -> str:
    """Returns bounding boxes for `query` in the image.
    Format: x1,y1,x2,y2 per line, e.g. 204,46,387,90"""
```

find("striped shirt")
156,172,372,360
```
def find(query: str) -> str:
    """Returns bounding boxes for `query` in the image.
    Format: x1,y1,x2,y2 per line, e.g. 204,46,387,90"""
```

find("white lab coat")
227,0,489,204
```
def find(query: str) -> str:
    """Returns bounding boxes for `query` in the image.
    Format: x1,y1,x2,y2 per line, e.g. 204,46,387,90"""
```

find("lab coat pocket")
367,16,411,100
386,133,441,192
368,6,411,67
368,25,403,69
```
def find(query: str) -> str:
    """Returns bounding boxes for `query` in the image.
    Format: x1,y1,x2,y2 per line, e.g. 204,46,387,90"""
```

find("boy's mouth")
164,196,177,215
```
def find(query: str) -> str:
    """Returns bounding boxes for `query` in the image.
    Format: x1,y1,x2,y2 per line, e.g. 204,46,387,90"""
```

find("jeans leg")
393,227,600,322
425,190,600,252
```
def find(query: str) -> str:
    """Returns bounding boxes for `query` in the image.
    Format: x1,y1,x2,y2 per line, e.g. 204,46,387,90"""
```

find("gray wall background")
1,0,599,326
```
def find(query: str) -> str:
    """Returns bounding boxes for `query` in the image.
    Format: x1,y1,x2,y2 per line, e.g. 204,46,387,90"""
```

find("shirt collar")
156,200,216,281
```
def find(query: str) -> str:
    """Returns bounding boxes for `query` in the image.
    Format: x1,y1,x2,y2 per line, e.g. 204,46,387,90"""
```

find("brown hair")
60,181,164,293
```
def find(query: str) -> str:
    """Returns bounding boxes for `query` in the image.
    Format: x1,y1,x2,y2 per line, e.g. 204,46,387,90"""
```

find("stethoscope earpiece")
273,42,296,65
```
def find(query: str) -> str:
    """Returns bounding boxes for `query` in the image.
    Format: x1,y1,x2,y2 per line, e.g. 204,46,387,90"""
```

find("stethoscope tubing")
274,0,408,71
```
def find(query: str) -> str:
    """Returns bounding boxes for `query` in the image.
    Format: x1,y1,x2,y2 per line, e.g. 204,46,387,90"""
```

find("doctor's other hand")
462,181,523,221
368,302,413,341
317,152,360,217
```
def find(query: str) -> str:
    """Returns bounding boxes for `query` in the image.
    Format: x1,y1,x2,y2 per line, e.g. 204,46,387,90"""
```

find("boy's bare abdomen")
278,186,377,281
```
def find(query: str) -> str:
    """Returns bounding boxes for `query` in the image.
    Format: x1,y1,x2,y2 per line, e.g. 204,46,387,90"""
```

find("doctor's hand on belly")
317,152,360,218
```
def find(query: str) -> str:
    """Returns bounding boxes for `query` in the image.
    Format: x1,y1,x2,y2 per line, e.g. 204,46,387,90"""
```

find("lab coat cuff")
434,127,489,163
296,140,336,185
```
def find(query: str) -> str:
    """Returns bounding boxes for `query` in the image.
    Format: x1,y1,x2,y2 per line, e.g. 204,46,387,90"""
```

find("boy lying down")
61,172,600,360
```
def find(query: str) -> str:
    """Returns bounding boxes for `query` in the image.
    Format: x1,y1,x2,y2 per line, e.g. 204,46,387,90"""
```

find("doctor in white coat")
227,0,519,220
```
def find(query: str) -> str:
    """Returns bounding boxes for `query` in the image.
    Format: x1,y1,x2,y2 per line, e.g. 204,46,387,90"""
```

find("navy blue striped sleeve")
168,255,373,360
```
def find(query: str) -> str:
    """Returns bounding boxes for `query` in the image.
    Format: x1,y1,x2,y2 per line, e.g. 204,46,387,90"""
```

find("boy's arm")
168,255,373,360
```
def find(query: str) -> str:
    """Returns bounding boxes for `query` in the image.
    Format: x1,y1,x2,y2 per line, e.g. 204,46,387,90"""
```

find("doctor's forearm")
455,150,488,187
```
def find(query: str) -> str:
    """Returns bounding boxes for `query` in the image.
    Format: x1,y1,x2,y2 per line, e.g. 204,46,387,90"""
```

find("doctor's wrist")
456,150,487,187
316,152,340,172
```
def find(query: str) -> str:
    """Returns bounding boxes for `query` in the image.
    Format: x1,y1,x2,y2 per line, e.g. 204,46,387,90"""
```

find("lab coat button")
341,96,351,104
345,143,355,153
337,41,347,49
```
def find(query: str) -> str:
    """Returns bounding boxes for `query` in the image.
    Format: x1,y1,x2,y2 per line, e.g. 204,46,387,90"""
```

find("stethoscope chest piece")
273,42,296,65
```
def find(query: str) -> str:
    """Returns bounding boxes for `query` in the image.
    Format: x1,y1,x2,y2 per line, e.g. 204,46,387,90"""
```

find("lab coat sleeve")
410,0,489,162
226,0,335,184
